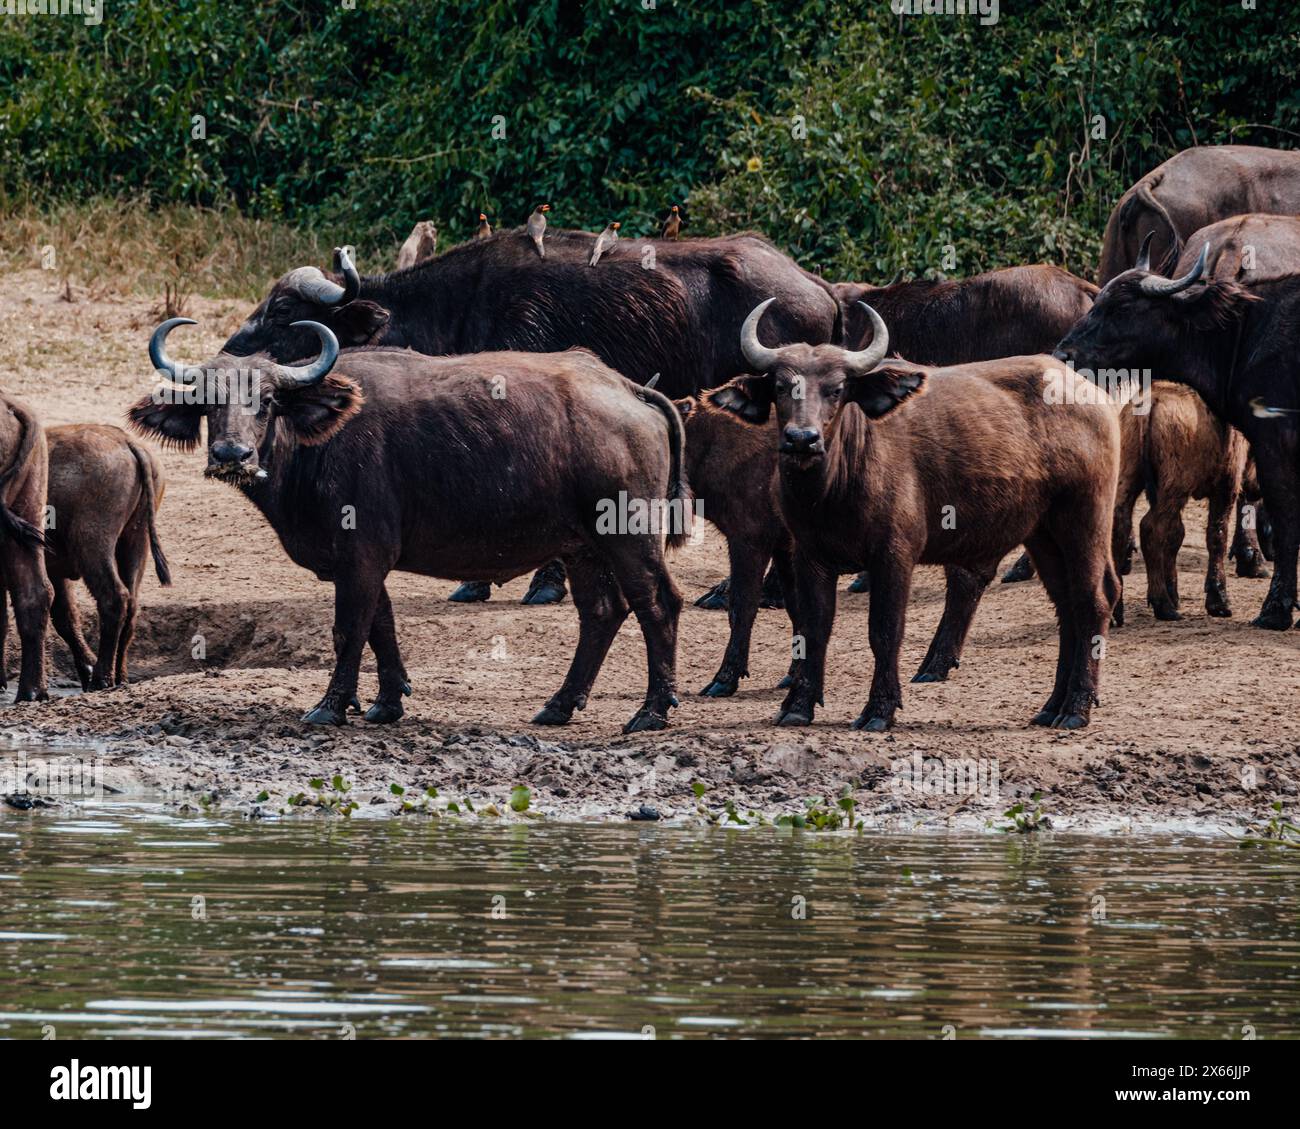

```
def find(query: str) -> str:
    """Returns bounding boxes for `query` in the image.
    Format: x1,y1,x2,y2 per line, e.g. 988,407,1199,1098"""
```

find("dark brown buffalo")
1109,383,1248,623
222,231,840,397
130,319,688,732
1054,239,1300,630
676,395,994,697
396,221,438,270
1098,146,1300,284
0,392,51,702
834,264,1098,358
45,425,171,690
711,301,1120,731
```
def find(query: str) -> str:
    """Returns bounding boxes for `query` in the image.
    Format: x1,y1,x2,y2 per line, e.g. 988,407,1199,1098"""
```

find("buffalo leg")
776,552,836,727
1000,551,1037,584
605,542,682,733
303,566,385,725
1109,454,1144,627
852,558,912,732
1204,478,1237,618
364,586,411,724
534,554,629,726
1249,440,1299,629
913,564,993,683
1025,535,1076,726
1232,495,1270,579
81,557,129,689
113,527,150,687
1139,495,1186,621
700,539,771,698
3,547,51,702
50,577,94,689
759,564,784,609
1054,540,1116,729
773,542,803,689
522,559,568,605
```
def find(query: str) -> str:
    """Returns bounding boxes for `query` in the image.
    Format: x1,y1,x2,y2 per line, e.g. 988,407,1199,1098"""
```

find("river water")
1,791,1297,1039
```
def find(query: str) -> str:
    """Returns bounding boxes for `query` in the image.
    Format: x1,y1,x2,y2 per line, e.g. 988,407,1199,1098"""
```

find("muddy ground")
2,269,1299,832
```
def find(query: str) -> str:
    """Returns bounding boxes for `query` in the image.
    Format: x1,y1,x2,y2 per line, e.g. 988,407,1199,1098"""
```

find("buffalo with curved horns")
131,319,690,732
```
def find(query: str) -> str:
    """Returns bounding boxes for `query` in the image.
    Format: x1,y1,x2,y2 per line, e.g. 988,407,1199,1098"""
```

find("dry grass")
0,197,347,302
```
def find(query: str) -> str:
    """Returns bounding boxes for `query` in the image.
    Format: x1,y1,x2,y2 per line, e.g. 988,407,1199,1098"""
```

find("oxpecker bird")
476,213,492,238
589,221,620,266
661,205,681,240
527,203,550,258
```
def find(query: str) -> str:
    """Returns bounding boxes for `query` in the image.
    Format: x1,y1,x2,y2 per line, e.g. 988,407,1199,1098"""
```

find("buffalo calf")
0,392,52,702
45,425,172,689
712,301,1120,731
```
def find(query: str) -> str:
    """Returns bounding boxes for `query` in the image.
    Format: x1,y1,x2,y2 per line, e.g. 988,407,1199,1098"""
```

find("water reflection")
0,800,1297,1039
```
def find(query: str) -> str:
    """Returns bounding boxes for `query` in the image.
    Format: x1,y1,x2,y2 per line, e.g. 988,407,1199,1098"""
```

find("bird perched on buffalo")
476,213,492,239
589,221,620,266
662,205,681,240
527,203,550,258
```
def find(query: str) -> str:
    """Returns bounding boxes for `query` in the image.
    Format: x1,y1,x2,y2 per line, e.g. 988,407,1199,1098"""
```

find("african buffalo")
1054,239,1300,630
130,319,689,732
825,265,1096,596
0,392,51,702
45,425,171,689
1109,383,1248,623
710,301,1120,731
834,264,1097,359
1098,145,1300,283
676,394,998,698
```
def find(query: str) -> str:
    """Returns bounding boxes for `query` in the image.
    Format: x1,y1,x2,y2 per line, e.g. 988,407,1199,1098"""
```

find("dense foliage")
2,0,1298,282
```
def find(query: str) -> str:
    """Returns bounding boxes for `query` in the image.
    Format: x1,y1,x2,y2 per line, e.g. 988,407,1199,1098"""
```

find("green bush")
2,0,1297,285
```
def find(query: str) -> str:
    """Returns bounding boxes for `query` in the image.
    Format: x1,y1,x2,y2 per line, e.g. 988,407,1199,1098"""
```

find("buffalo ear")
844,365,927,419
329,300,390,345
708,375,773,424
673,396,697,420
126,394,203,450
275,373,365,445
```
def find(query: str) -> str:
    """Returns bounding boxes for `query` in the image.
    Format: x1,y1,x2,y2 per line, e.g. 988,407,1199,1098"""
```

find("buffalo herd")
3,143,1300,735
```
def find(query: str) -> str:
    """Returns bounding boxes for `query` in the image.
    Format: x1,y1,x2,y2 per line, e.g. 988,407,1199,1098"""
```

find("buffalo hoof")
1234,550,1270,579
1001,554,1036,584
695,580,730,611
1051,713,1089,730
449,581,491,603
774,708,812,727
851,712,891,732
1205,599,1232,619
623,707,668,733
846,571,871,594
1252,604,1293,630
522,581,567,605
912,657,956,683
532,703,573,726
699,677,738,698
776,673,795,689
364,699,404,724
1029,709,1057,727
1150,604,1182,622
13,687,49,703
302,701,347,726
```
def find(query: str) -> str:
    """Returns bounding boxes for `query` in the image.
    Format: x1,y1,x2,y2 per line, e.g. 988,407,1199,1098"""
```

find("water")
1,796,1298,1039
